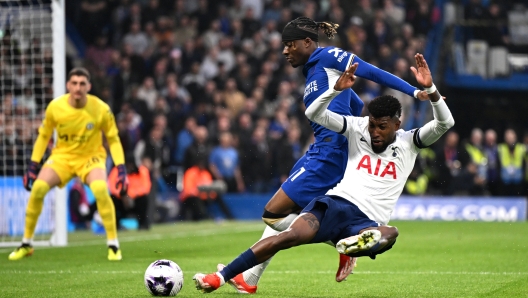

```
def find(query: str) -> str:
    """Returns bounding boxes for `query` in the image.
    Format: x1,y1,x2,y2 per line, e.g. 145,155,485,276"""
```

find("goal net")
0,0,67,247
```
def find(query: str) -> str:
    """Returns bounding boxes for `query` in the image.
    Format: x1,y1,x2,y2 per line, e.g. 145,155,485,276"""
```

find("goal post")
0,0,67,247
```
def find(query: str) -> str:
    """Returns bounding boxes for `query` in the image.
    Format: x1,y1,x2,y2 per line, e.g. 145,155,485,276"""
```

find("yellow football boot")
8,245,34,261
108,246,122,261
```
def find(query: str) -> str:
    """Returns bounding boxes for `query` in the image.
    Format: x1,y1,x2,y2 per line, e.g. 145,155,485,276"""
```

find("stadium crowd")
1,0,528,224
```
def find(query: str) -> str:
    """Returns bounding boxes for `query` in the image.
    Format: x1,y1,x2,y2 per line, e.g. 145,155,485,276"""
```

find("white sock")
215,272,226,285
22,238,32,246
269,213,298,231
243,214,298,286
107,239,119,248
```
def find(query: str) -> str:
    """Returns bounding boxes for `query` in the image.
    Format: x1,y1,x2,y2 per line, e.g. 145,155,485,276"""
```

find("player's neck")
68,95,87,109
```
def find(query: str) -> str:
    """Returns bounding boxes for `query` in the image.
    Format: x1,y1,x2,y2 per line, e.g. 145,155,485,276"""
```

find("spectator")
484,129,500,195
240,126,272,193
174,116,197,166
136,77,159,111
85,35,114,70
462,128,488,195
222,78,246,118
498,129,525,196
122,21,150,55
432,131,468,195
275,125,302,184
184,126,212,171
180,155,234,221
209,131,245,193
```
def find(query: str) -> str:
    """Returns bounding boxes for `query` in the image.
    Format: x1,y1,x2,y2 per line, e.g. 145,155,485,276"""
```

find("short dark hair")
284,17,339,40
367,95,402,119
68,67,91,81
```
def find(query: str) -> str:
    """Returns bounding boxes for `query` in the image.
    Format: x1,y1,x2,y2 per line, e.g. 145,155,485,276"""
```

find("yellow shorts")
43,153,107,187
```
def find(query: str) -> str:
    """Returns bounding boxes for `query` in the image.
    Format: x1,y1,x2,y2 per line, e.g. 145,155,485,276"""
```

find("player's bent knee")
386,226,399,240
31,180,51,199
262,209,291,230
90,180,110,200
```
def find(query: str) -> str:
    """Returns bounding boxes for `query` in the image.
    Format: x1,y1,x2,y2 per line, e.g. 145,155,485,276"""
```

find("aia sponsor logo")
356,155,397,179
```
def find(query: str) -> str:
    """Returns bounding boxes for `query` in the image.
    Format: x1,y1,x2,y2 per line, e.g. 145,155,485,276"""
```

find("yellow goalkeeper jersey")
32,94,124,165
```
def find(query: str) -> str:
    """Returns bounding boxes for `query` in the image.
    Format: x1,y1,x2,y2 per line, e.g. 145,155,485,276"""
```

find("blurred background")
1,0,528,232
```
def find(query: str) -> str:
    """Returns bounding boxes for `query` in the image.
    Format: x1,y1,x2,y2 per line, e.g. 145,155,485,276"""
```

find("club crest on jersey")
356,155,397,179
86,122,94,130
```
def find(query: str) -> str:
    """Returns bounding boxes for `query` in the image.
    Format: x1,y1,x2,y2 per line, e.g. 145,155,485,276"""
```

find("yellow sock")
90,180,118,241
23,180,50,240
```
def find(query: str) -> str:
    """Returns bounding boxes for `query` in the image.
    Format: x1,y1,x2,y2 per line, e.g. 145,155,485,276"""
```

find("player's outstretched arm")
102,107,128,194
305,63,359,132
24,105,55,190
410,53,455,148
351,55,428,100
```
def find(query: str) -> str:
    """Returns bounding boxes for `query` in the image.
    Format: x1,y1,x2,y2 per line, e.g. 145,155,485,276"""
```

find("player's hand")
334,63,359,91
23,161,39,191
416,91,429,100
410,53,433,89
115,164,129,196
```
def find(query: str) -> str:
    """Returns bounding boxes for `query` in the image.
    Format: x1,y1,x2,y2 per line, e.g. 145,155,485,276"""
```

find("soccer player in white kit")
193,53,455,292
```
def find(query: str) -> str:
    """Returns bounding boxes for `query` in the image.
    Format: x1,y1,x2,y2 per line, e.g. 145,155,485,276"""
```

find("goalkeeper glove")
115,164,129,196
23,161,40,191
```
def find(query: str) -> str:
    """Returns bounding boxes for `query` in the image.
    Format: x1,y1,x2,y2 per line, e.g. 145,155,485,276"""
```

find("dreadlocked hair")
287,17,339,39
367,95,402,119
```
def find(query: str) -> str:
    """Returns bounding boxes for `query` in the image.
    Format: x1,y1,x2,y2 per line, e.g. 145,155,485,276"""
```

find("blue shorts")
302,195,379,245
282,144,347,208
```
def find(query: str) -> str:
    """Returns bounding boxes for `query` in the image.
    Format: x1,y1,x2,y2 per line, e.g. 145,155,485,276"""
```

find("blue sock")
219,249,258,281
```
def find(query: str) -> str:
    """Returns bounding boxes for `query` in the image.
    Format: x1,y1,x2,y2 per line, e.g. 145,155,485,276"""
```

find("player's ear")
87,82,92,92
394,119,401,131
301,38,310,48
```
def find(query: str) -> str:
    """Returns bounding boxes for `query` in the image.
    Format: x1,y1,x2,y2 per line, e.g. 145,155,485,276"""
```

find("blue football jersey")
302,46,419,147
302,47,362,147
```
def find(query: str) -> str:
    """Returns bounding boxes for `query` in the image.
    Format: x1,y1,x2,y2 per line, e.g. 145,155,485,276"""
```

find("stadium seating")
488,46,510,78
466,40,488,77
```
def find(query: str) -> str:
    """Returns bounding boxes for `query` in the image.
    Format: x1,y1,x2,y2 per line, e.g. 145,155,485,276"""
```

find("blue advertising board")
220,194,527,222
391,197,527,222
0,177,55,236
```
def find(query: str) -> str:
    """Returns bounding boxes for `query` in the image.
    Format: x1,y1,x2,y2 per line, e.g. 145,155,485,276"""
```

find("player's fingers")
410,66,418,76
348,62,358,74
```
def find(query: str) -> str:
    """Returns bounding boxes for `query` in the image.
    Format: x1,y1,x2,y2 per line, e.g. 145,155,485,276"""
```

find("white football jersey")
326,116,420,225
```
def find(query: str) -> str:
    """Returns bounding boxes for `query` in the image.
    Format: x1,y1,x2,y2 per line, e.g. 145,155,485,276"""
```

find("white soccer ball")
144,259,184,296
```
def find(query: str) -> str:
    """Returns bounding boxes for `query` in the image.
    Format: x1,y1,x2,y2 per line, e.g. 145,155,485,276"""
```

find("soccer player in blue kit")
220,17,430,293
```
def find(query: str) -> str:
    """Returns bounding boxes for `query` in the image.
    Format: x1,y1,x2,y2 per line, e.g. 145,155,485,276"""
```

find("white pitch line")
0,225,264,253
267,270,528,276
0,270,526,276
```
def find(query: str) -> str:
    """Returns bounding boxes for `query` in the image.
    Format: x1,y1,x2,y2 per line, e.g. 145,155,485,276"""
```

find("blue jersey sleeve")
352,56,418,98
319,47,354,73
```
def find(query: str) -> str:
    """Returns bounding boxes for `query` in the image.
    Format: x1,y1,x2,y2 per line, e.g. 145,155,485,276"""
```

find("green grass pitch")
0,221,527,297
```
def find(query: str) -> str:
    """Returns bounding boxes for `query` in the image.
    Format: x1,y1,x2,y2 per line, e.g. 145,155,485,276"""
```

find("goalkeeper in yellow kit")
8,68,128,261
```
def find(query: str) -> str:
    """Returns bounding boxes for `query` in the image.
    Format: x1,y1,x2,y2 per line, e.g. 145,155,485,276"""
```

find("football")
144,259,184,296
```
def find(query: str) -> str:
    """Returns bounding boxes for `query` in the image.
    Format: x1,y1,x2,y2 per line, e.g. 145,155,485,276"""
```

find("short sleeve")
342,115,367,138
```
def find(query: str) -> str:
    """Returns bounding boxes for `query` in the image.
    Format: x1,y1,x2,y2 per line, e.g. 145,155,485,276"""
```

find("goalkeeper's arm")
102,108,125,166
31,105,56,163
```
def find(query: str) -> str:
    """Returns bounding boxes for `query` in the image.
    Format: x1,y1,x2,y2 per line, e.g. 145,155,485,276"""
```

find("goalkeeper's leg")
9,168,63,261
85,168,121,261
